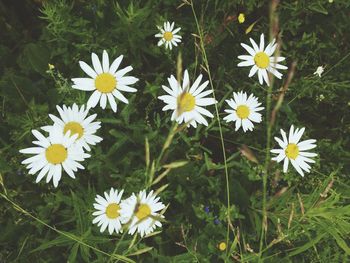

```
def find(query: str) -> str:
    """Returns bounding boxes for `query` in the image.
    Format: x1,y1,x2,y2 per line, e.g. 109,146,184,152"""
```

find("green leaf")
21,43,50,74
126,246,153,256
31,235,74,253
68,243,79,263
309,2,328,15
288,233,326,256
163,160,188,169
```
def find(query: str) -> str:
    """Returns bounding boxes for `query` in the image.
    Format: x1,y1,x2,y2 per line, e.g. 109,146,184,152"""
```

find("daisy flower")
72,50,139,112
158,70,216,128
155,21,182,50
120,190,165,237
19,128,90,187
92,188,124,235
223,91,264,132
271,125,317,177
238,33,288,86
42,104,103,151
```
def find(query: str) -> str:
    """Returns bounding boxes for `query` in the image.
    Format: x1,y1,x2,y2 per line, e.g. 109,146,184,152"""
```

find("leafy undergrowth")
0,0,349,262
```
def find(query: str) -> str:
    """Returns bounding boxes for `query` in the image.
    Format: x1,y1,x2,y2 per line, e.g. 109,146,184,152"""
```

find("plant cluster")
0,0,350,262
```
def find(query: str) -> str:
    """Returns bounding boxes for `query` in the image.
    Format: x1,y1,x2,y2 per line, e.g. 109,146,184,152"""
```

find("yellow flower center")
163,31,173,41
219,242,227,251
254,52,270,69
135,204,151,220
177,92,196,113
238,13,245,24
105,203,120,219
45,144,67,164
285,143,299,160
236,105,250,119
95,73,117,93
63,122,84,139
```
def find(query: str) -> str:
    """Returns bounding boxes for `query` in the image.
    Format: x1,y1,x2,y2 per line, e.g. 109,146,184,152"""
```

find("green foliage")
1,0,350,262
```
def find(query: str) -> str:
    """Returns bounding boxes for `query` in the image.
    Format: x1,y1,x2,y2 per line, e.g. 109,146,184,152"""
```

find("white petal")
195,106,214,118
91,52,103,74
109,55,123,74
262,69,269,86
189,74,203,94
107,93,117,112
194,89,212,99
79,61,97,78
248,65,259,77
258,70,263,85
259,33,265,51
196,98,216,106
102,50,110,73
118,76,138,86
291,159,304,177
52,164,62,187
182,70,190,91
115,66,133,78
283,157,289,173
100,94,107,109
192,81,209,97
241,43,256,56
235,118,242,131
87,90,101,109
249,38,260,52
35,164,50,183
20,147,45,154
71,78,95,91
113,90,129,104
117,85,137,93
238,60,255,67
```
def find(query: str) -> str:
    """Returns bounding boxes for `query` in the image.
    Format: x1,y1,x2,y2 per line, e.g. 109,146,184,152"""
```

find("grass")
1,0,350,262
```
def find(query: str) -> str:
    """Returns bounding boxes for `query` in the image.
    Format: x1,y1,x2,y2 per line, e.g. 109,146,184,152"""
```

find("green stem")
258,82,273,260
108,231,128,263
147,122,179,188
190,1,232,248
259,1,278,259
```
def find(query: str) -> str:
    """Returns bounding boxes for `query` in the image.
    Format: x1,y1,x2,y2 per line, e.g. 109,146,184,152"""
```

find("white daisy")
41,104,103,151
120,190,165,237
155,21,182,50
72,50,139,112
271,125,317,177
238,33,288,86
19,127,90,187
223,91,264,132
158,70,216,128
92,188,124,235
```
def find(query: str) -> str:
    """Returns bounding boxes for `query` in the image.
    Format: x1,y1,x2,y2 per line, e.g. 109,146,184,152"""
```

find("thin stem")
259,0,279,260
190,1,232,247
147,122,179,188
108,231,128,263
259,82,273,259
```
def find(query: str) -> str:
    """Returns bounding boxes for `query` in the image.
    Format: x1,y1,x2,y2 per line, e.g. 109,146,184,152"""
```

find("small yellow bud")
48,64,55,70
238,13,245,24
218,242,227,251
